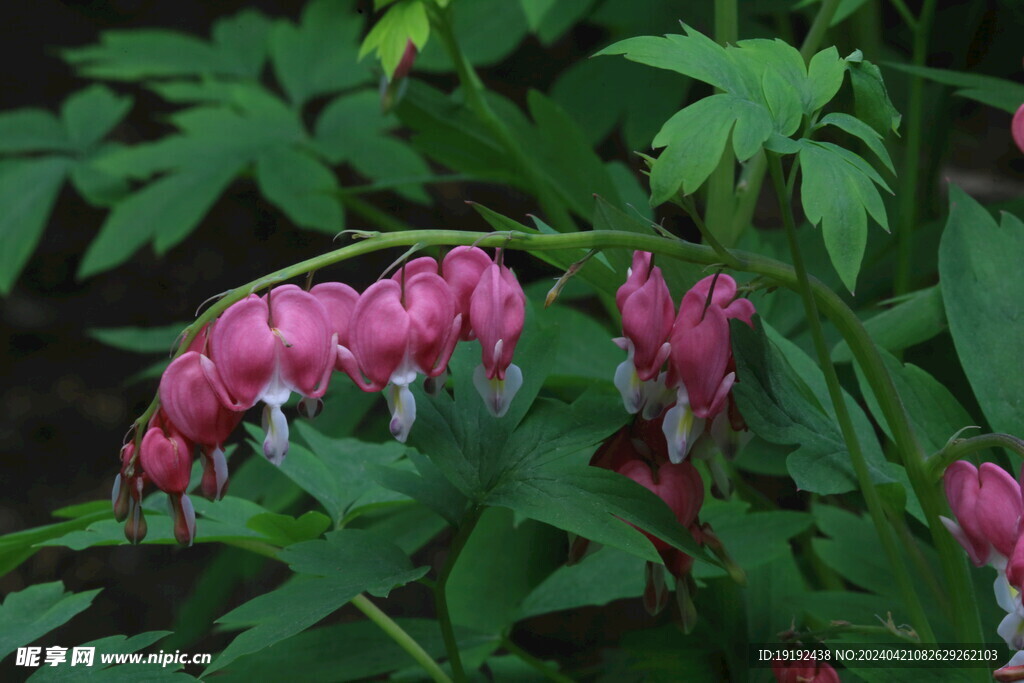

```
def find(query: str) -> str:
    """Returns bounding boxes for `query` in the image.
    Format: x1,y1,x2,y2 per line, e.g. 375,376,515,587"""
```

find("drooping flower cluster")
113,247,526,545
942,460,1024,670
771,658,840,683
613,252,755,464
584,415,711,626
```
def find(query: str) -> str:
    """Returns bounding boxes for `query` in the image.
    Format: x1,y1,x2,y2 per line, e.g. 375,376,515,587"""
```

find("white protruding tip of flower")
639,373,674,420
211,446,229,500
997,573,1020,614
262,403,290,466
1000,605,1024,651
1010,650,1024,667
473,363,522,418
180,493,196,547
386,383,416,443
298,396,323,419
111,473,122,508
614,359,643,414
662,389,705,464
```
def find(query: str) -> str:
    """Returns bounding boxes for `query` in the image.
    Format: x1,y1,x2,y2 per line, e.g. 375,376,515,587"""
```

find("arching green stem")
929,433,1024,482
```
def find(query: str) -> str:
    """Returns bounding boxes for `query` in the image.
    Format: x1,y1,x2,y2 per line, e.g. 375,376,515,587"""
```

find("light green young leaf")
60,85,133,150
940,186,1024,438
650,94,772,204
256,147,344,232
797,140,890,293
358,0,429,80
0,583,101,660
0,157,72,295
816,112,895,173
78,158,244,278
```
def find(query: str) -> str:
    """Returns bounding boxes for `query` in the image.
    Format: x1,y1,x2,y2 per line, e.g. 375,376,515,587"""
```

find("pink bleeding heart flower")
160,351,242,500
1014,103,1024,155
139,419,196,546
392,256,439,283
613,251,674,418
202,284,336,465
310,281,360,413
336,272,460,442
941,460,1024,569
662,274,754,463
442,246,492,341
469,259,526,418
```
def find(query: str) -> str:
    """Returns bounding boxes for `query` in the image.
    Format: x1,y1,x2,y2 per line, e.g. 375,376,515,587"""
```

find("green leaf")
344,135,432,203
70,157,130,207
246,511,331,547
78,158,244,278
364,449,467,525
831,286,946,362
0,109,71,153
208,529,427,675
0,582,101,660
519,0,594,45
848,58,902,135
797,139,890,293
358,0,429,80
650,94,772,204
886,62,1024,115
414,0,529,72
692,508,813,579
60,85,133,150
63,31,233,81
212,9,274,79
939,186,1024,438
256,147,343,232
517,547,645,620
202,619,489,683
854,350,976,456
26,631,175,682
87,323,189,354
0,157,72,295
816,112,895,173
314,90,395,163
487,464,713,565
731,318,894,494
271,0,372,106
806,46,847,112
446,508,564,634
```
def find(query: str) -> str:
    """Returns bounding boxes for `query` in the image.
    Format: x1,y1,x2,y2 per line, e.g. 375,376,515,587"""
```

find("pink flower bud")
161,351,242,449
772,659,840,683
942,460,1024,569
310,282,359,351
139,423,193,495
1014,103,1024,155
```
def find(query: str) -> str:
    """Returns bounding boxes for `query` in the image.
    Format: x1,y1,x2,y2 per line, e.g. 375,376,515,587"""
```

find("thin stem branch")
680,194,740,268
768,153,935,643
930,433,1024,482
435,506,483,683
501,636,574,683
887,0,919,30
353,594,454,683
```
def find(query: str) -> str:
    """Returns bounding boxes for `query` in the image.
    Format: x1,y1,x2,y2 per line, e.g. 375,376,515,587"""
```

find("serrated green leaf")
816,112,895,173
256,147,343,232
848,59,902,135
78,159,243,277
271,0,372,105
87,323,189,354
731,318,894,494
0,157,72,295
650,94,772,204
831,285,946,362
939,187,1024,438
209,529,427,675
0,109,71,153
797,140,889,292
358,0,429,80
0,583,101,660
60,85,132,150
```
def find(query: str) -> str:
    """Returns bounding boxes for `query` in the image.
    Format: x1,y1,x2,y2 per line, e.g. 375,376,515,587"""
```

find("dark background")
1,0,1023,676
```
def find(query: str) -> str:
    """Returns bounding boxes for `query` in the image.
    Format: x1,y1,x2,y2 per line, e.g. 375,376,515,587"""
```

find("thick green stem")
894,0,937,295
768,154,935,643
435,506,483,683
929,433,1024,482
429,5,576,234
353,594,454,683
707,0,739,245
